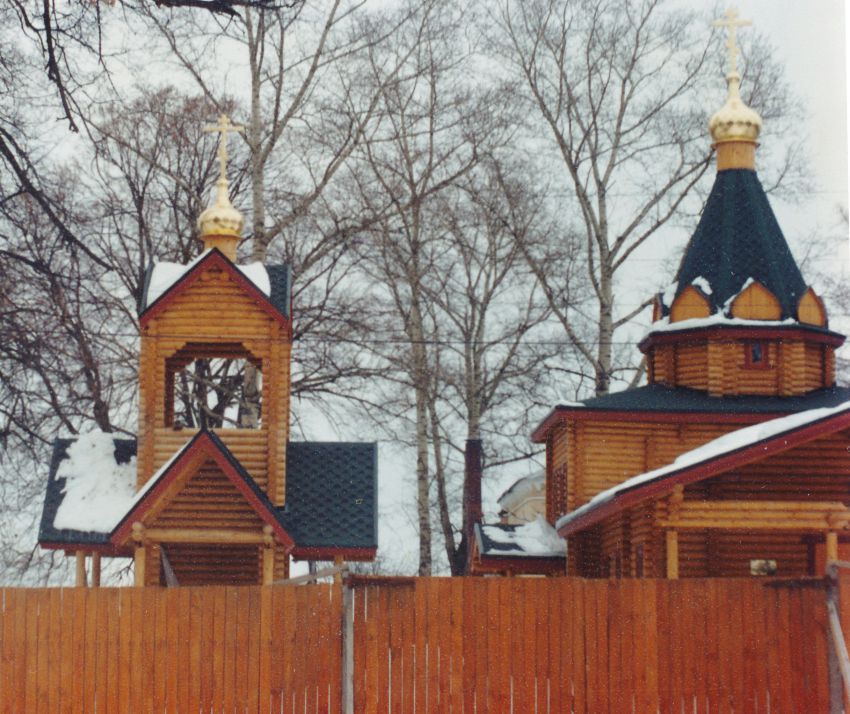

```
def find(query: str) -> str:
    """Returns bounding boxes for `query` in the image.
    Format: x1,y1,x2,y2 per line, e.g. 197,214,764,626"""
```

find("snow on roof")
646,313,798,337
497,472,545,510
145,251,271,307
480,516,566,557
691,276,712,295
123,437,195,513
53,431,137,533
556,400,850,532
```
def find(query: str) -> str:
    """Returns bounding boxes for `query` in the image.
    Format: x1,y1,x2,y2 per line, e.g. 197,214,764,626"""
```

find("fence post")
342,581,354,714
826,562,850,713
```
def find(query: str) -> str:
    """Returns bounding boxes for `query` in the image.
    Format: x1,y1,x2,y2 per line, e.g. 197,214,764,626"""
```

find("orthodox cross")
204,114,244,183
713,8,751,76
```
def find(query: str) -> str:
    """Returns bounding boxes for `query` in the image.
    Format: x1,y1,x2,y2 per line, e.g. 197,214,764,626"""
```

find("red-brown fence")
0,585,342,713
350,577,832,713
0,576,836,713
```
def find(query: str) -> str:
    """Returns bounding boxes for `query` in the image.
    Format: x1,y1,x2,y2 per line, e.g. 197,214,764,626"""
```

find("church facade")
533,16,850,579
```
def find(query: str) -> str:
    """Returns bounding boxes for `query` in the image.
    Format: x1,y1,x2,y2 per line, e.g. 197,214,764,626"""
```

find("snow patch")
481,516,566,557
53,431,137,533
691,276,712,295
646,314,797,336
497,472,545,509
145,252,270,307
556,401,850,532
722,276,755,314
660,282,678,308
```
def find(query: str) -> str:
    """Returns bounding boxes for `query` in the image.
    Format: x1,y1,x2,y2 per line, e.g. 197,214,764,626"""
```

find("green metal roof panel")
672,169,807,319
572,384,850,414
280,442,378,550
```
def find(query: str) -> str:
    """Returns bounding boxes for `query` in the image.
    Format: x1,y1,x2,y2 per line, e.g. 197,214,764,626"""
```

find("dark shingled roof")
280,442,378,551
39,437,137,546
671,169,807,319
572,384,850,414
39,436,377,552
138,251,291,320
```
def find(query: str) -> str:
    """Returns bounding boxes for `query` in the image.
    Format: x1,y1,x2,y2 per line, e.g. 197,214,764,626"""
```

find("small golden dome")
709,71,762,144
197,178,244,238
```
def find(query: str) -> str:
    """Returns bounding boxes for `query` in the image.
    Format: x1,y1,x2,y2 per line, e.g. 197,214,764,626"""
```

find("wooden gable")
112,431,292,549
730,280,781,320
669,285,711,322
140,249,289,333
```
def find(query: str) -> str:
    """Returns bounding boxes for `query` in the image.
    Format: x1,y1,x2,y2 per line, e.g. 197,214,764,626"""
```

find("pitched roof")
281,442,378,557
110,430,292,547
475,519,565,559
138,248,291,324
531,385,850,442
39,433,378,558
669,169,807,319
556,401,850,536
39,437,137,548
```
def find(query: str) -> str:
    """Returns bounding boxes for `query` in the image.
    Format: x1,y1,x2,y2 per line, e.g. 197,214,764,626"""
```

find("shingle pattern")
671,169,807,318
568,384,850,414
39,436,377,551
280,442,377,550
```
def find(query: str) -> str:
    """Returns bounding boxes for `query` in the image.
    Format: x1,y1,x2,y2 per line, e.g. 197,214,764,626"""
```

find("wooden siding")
673,342,708,390
798,288,827,326
571,420,735,506
137,264,291,506
572,429,850,580
148,458,266,532
161,544,261,586
730,280,781,320
146,428,271,492
647,337,829,397
669,285,710,322
0,578,835,712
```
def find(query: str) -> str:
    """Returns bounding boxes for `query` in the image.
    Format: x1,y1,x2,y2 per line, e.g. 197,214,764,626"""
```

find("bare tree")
491,0,802,395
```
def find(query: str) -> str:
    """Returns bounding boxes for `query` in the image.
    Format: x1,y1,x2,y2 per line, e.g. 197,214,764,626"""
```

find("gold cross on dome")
713,8,752,76
203,114,245,183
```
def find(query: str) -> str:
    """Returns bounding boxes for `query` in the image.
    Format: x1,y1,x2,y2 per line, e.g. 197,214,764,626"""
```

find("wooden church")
477,13,850,579
38,117,377,586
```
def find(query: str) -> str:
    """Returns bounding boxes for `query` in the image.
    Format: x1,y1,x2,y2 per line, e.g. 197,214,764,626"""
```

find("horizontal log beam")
659,499,850,531
143,528,269,544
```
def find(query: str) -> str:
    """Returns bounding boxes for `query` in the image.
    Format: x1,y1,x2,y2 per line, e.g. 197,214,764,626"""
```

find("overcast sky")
746,0,848,201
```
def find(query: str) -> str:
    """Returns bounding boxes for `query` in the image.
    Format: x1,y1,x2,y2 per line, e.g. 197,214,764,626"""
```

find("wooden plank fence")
350,577,832,713
0,576,837,712
0,585,342,713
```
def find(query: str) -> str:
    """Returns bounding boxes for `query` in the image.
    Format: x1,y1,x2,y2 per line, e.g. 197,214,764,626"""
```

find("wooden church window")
744,341,769,369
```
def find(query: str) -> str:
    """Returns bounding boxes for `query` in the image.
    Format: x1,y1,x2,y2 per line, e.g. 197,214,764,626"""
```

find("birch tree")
492,0,802,395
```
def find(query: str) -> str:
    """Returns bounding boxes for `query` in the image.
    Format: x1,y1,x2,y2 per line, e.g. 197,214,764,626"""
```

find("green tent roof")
670,169,807,319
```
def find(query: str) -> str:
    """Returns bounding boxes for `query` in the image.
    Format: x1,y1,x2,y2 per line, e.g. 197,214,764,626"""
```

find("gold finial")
708,8,762,170
712,8,751,77
197,114,245,259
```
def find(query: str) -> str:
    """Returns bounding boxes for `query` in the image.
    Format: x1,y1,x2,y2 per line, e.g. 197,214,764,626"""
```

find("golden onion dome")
709,70,762,145
197,177,244,238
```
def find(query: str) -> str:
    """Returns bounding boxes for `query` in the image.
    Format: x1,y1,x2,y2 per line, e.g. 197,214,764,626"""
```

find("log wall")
577,427,850,579
0,578,835,713
137,264,291,505
647,338,834,396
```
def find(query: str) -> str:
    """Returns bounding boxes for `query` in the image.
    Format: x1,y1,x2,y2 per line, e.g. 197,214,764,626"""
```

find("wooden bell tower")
130,115,293,585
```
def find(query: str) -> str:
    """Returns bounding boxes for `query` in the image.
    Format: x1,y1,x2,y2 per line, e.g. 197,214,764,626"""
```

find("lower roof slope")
39,433,377,555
